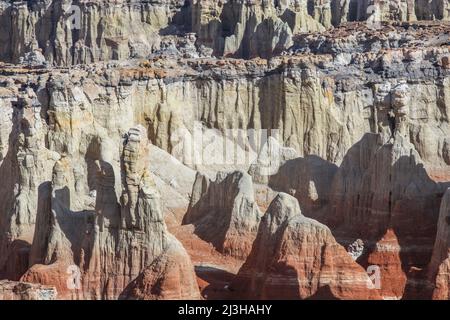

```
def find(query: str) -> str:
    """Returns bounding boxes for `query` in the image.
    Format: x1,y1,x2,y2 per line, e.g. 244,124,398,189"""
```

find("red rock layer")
21,127,201,300
0,280,56,300
428,188,450,300
232,193,380,300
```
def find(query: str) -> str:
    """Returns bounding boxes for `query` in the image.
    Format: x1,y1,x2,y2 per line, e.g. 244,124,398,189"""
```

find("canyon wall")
0,0,449,300
232,193,379,300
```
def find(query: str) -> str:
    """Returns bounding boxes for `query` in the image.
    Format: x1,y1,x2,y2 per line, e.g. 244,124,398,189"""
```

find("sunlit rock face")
0,1,449,300
184,170,262,260
0,0,186,65
231,193,380,300
1,0,450,65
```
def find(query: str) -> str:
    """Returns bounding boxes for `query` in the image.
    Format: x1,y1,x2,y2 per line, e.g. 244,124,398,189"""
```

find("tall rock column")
0,88,58,280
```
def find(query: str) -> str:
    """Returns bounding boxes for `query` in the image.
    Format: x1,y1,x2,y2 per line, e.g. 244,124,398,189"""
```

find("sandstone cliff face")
119,243,201,300
328,132,448,299
184,170,261,260
0,2,449,300
191,0,295,58
0,37,449,298
0,86,59,280
20,126,200,300
265,132,449,299
0,0,185,66
232,193,378,300
428,188,450,300
327,133,445,238
1,0,450,66
2,22,449,172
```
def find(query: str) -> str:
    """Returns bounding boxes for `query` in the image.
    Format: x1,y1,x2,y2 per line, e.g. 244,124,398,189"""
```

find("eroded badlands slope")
0,0,449,300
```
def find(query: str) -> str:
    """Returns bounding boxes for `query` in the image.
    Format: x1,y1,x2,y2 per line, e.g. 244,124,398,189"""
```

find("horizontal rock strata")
0,2,448,300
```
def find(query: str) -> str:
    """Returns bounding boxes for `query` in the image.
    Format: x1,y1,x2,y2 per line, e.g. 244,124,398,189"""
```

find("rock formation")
328,133,448,298
248,130,450,299
0,280,57,300
0,0,449,301
1,0,450,65
0,0,183,65
428,188,450,300
21,126,200,300
232,193,379,300
184,170,262,260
